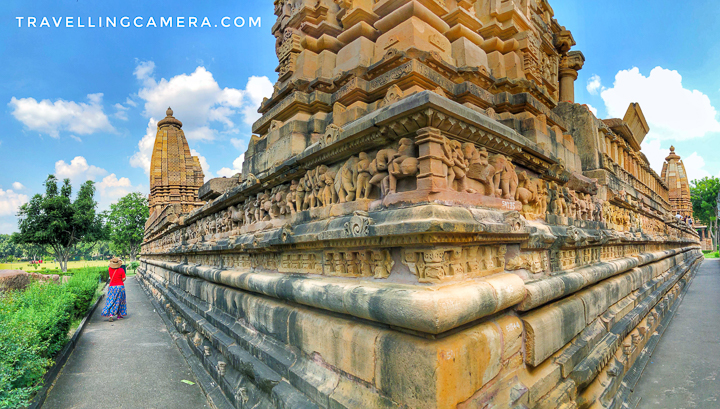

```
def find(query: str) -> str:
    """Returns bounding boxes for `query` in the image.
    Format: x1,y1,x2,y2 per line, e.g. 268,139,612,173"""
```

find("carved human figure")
322,168,336,206
447,140,468,192
489,155,518,200
314,166,329,208
303,169,317,210
335,156,358,203
388,138,418,194
448,248,464,277
262,190,274,219
369,148,396,197
355,152,372,199
537,181,548,215
296,176,308,211
286,180,298,214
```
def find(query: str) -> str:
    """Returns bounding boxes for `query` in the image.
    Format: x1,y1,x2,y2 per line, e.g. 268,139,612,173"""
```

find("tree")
12,175,106,272
106,192,149,262
690,176,720,250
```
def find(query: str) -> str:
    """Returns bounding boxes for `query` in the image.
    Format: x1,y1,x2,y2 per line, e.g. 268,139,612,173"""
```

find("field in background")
0,260,109,271
703,250,719,259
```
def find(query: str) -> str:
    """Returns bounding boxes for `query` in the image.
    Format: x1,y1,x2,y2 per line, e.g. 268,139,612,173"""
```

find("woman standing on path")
101,257,127,322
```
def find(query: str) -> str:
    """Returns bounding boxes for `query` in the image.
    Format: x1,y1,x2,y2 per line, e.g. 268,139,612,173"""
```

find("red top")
109,267,126,287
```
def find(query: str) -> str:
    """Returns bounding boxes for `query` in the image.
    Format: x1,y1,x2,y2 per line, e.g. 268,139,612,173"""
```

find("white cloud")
113,103,130,120
130,118,158,175
8,93,114,138
601,67,720,141
587,74,603,95
96,174,144,206
640,139,667,175
134,61,272,139
0,189,28,217
586,104,598,116
125,97,138,108
55,156,144,209
70,135,82,142
55,156,107,185
217,154,245,178
682,152,711,182
11,182,25,191
242,76,274,125
641,140,715,183
129,62,272,179
133,60,156,85
230,138,246,150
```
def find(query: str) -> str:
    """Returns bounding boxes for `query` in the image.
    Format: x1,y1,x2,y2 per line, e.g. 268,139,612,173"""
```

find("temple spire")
147,107,204,224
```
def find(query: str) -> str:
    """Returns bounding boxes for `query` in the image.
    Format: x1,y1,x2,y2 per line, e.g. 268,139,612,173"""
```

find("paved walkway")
43,276,210,409
634,259,720,409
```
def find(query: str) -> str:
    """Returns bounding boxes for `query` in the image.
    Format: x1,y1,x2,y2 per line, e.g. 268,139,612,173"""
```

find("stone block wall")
138,1,703,407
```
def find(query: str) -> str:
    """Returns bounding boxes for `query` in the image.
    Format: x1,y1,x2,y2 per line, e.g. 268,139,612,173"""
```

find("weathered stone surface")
199,176,242,201
137,1,703,407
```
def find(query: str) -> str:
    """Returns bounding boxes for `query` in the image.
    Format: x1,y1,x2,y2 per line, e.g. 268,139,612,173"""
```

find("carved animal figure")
465,145,496,196
515,171,537,205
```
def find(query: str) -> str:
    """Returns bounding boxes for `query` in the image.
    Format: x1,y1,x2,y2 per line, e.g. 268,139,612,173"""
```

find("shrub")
0,281,75,407
64,268,104,318
0,267,104,407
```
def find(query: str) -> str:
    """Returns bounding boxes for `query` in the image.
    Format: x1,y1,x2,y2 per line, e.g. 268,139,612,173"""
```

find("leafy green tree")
12,175,106,272
106,192,149,262
690,176,720,250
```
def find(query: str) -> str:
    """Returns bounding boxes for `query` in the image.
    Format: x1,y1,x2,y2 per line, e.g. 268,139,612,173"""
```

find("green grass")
0,260,109,272
0,267,107,407
703,250,719,259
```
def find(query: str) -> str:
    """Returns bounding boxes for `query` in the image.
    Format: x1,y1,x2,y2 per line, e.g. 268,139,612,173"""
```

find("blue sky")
1,0,720,233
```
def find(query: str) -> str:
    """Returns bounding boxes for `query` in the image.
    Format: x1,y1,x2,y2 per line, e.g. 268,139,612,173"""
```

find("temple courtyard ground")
40,260,720,408
43,276,210,409
633,258,720,408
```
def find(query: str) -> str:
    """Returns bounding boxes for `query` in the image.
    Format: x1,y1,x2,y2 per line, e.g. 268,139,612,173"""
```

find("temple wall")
138,241,701,408
138,1,703,407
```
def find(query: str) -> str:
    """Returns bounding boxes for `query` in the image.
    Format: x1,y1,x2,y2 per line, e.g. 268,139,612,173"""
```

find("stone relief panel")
402,245,507,283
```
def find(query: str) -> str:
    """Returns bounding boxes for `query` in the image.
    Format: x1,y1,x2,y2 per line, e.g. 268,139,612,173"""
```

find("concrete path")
634,259,720,409
43,276,210,409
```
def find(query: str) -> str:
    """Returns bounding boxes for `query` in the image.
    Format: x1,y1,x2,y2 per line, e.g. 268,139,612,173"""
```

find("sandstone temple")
661,146,711,250
138,1,702,408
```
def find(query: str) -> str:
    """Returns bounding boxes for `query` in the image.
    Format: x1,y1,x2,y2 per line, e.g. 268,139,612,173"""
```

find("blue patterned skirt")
102,285,127,317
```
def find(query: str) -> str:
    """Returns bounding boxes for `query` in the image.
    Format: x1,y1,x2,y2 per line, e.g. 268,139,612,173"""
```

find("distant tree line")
9,175,149,272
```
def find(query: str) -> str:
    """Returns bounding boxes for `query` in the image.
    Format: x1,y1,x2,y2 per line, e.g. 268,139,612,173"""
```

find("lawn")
0,260,109,271
703,250,719,259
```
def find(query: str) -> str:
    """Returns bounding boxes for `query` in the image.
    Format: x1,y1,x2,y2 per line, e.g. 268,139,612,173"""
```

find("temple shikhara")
661,146,711,250
138,1,702,408
146,107,205,228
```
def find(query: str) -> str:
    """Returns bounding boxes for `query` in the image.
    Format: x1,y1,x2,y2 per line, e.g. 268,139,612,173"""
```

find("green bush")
64,268,104,319
0,282,75,407
0,267,105,407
